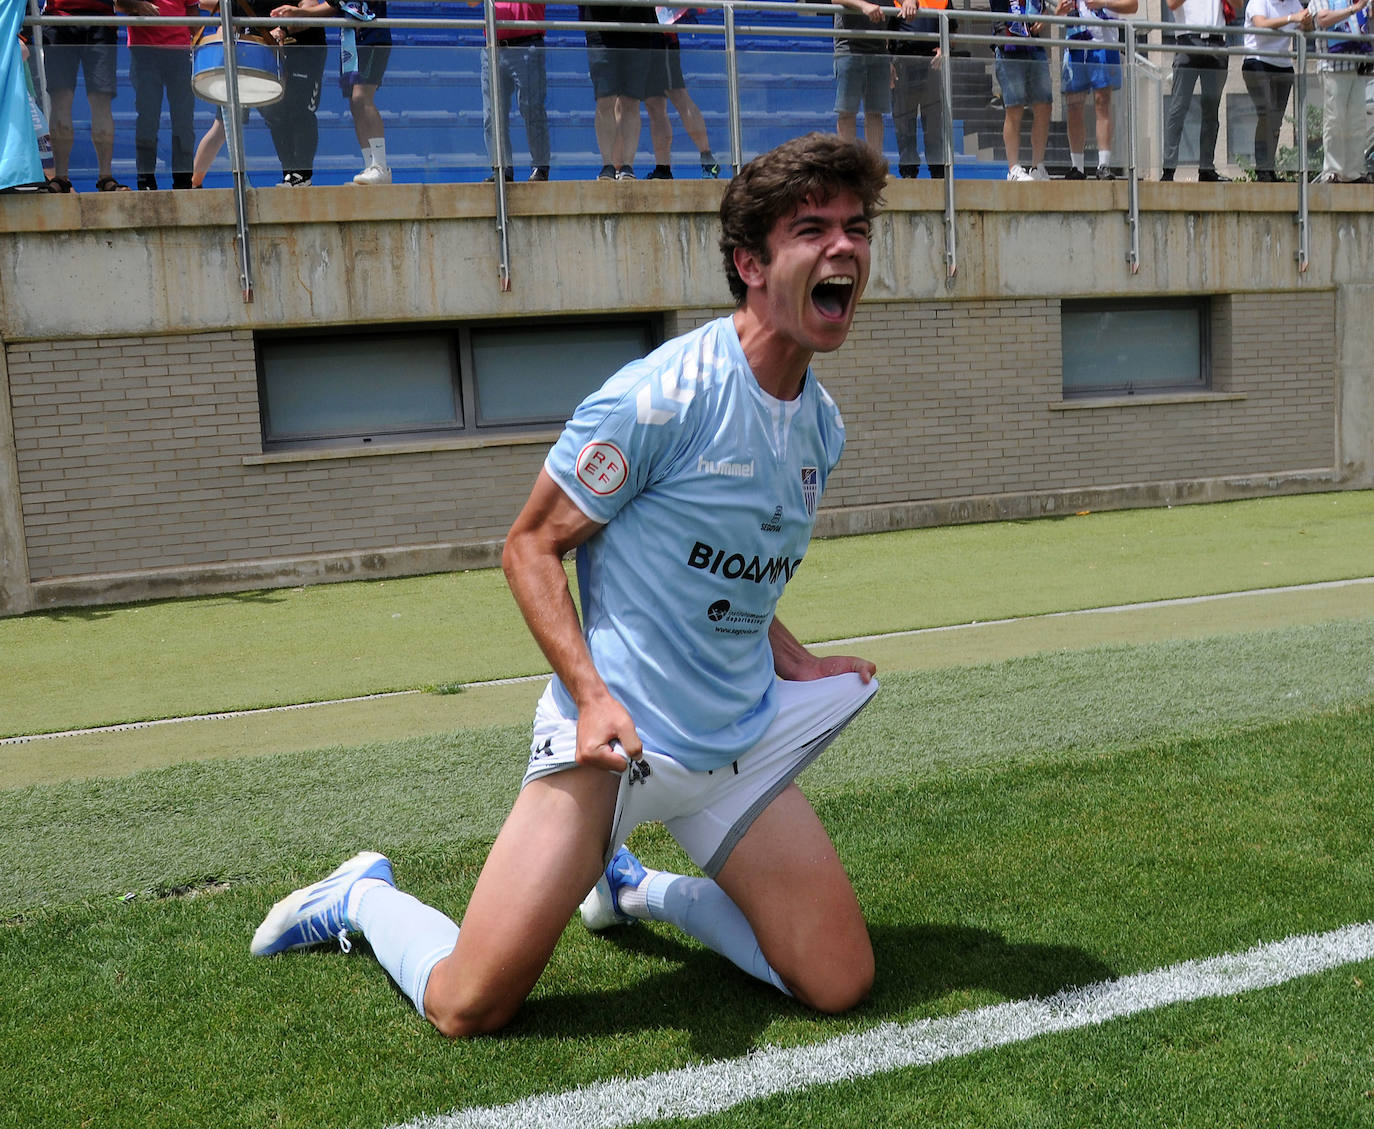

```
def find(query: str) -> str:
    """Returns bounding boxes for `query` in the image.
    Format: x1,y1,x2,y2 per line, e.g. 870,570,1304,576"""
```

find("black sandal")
95,176,130,192
48,176,74,193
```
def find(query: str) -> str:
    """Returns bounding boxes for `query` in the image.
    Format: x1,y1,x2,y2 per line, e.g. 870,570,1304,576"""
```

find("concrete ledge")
6,178,1371,240
1050,392,1248,411
812,470,1341,538
27,539,507,612
21,470,1339,613
243,427,559,464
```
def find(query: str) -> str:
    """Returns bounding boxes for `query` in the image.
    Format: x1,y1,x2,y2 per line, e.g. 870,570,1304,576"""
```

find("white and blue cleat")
578,846,648,931
251,850,394,956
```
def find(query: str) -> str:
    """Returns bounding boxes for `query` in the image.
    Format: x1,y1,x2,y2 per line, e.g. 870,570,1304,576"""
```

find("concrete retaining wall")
0,178,1368,615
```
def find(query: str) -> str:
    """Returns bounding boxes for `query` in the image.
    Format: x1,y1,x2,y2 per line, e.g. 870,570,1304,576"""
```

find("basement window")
257,317,659,450
1061,298,1210,398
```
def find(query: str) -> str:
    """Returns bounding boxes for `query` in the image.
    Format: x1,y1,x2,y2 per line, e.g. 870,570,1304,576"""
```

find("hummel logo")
698,455,754,478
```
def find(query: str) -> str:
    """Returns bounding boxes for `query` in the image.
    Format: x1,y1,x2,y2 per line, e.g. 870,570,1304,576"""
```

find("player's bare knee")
786,941,874,1015
423,971,521,1039
426,996,517,1040
793,961,873,1015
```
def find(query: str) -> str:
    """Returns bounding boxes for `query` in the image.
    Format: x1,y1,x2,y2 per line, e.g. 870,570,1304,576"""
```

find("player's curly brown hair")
719,133,887,306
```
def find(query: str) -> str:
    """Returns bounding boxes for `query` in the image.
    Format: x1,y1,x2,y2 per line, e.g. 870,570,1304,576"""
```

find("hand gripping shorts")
524,671,879,877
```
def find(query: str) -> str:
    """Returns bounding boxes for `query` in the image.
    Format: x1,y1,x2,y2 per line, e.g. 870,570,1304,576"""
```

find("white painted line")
395,922,1374,1129
6,576,1371,746
821,575,1374,647
0,676,548,746
0,691,419,745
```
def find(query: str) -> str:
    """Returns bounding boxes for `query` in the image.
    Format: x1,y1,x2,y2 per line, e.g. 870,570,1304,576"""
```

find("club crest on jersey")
576,441,628,495
801,467,818,517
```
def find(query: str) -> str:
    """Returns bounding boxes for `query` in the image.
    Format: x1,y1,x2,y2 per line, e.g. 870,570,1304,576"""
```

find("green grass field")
2,493,1372,1129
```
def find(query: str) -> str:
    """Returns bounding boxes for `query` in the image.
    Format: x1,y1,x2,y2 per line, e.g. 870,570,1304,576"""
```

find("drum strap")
193,1,275,48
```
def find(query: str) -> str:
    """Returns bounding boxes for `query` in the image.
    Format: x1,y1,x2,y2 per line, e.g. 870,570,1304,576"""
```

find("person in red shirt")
121,0,199,189
41,0,146,190
477,1,550,182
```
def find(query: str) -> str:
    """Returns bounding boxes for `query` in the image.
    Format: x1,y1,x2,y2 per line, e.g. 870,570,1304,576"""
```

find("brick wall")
816,293,1335,507
5,292,1337,583
6,331,546,580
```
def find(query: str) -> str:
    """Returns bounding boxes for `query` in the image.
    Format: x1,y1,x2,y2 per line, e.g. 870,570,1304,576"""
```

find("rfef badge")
576,441,628,495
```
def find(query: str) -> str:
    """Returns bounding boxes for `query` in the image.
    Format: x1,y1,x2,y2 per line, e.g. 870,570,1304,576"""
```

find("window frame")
1060,297,1212,400
256,314,662,452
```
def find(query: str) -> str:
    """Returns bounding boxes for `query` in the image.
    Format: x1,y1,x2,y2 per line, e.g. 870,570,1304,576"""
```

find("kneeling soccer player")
251,131,888,1037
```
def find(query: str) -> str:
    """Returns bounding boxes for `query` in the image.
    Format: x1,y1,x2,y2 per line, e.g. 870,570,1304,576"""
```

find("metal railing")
19,0,1364,297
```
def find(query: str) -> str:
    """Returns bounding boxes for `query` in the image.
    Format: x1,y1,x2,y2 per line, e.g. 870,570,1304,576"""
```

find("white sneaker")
353,164,391,186
578,846,649,931
1031,165,1050,181
250,850,394,956
1007,164,1033,182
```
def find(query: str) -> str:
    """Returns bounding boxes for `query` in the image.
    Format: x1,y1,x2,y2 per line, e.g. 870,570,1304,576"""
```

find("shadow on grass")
31,587,288,623
34,606,118,623
504,922,1116,1060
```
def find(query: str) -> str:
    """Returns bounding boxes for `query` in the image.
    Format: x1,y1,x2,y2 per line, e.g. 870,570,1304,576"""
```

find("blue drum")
192,30,284,107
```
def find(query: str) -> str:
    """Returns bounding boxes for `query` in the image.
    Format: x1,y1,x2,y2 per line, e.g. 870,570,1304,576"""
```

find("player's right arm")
502,468,644,773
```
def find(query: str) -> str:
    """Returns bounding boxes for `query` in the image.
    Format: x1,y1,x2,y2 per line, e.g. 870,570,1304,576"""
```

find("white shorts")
523,672,879,877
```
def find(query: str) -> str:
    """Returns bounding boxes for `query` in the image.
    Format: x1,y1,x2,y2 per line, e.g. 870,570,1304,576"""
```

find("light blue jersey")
544,315,847,771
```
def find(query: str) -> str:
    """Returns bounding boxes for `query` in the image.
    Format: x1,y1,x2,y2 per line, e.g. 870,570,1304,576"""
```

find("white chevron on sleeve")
635,359,702,426
636,385,676,425
658,360,697,407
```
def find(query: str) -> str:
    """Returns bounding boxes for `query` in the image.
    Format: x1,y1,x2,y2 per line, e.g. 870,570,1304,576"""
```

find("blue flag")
1,0,44,190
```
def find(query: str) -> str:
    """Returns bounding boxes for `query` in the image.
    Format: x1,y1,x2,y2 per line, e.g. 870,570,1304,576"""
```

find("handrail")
25,0,49,120
1123,22,1140,275
1293,32,1310,274
217,0,255,302
482,0,512,291
723,2,743,175
938,12,956,284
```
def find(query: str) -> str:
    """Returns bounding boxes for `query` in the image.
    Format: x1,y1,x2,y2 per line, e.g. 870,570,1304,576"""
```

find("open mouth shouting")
811,273,857,323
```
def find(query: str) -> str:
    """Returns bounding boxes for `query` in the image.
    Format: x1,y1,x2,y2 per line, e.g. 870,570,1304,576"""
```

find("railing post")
1123,23,1140,274
221,1,254,303
1293,29,1309,273
27,0,50,120
725,1,743,174
485,0,512,291
938,10,956,284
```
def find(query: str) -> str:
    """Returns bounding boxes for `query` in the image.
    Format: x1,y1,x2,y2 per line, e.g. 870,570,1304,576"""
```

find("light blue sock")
644,873,791,996
349,882,460,1016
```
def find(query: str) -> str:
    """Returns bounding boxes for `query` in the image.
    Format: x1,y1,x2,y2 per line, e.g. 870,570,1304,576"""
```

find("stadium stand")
28,2,1056,186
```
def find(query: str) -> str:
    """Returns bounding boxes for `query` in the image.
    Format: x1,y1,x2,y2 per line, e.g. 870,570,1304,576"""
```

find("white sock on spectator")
1098,149,1112,169
367,137,387,170
1071,152,1085,173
